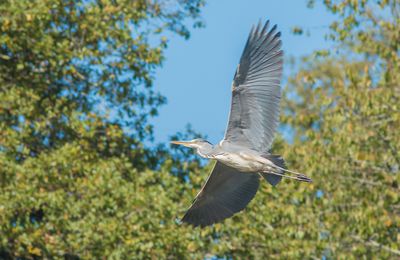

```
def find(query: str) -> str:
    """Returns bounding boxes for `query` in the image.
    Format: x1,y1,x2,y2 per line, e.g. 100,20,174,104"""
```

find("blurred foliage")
0,0,207,258
158,124,206,182
0,0,204,166
0,0,399,259
279,0,400,258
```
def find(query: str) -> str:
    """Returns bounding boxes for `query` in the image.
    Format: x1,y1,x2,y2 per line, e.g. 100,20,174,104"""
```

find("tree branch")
352,235,400,256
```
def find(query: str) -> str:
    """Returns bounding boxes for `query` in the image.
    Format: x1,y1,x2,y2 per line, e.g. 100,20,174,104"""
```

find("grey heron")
171,20,312,227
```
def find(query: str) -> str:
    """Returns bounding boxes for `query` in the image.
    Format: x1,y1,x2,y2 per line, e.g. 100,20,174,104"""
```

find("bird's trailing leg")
262,165,312,183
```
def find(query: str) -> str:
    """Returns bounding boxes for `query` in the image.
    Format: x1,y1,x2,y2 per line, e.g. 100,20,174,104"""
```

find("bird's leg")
262,165,312,183
272,165,312,182
261,170,312,182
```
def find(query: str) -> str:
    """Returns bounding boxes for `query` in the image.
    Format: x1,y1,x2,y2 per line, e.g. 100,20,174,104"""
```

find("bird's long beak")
170,140,193,147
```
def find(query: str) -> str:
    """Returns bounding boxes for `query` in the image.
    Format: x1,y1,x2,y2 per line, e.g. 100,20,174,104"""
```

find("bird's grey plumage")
260,154,286,186
171,20,311,228
224,20,283,152
181,162,260,227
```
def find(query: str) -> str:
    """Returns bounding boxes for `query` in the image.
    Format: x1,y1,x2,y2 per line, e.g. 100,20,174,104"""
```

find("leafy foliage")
1,0,399,259
280,0,400,257
0,0,207,258
0,0,204,163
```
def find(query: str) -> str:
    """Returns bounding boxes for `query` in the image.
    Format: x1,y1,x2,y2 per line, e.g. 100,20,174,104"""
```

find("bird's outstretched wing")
224,20,283,152
181,162,260,227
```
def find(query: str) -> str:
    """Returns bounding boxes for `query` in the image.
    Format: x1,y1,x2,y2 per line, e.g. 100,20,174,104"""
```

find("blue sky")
150,0,336,144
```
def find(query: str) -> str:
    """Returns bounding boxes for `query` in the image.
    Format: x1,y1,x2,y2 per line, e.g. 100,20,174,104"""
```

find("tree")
0,0,204,165
0,0,206,258
1,0,399,259
279,0,400,257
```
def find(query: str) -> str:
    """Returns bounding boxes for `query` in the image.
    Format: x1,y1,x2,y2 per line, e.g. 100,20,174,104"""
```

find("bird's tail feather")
260,155,285,186
265,154,286,169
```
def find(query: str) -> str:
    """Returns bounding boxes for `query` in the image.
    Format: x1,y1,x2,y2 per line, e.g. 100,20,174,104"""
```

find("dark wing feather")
181,162,260,227
224,20,283,152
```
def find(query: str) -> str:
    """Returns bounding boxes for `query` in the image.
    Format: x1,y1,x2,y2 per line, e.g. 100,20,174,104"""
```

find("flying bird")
171,20,312,227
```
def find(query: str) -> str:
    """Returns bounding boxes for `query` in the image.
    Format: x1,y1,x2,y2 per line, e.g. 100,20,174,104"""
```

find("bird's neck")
196,143,215,159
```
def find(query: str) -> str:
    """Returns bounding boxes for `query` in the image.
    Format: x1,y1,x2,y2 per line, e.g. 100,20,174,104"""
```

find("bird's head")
170,138,212,150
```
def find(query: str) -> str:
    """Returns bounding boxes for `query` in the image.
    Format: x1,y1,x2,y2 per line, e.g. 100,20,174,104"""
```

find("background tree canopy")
0,0,399,259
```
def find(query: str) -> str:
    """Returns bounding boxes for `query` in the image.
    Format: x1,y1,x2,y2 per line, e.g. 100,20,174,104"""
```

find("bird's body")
214,149,269,173
197,140,275,173
171,19,312,227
